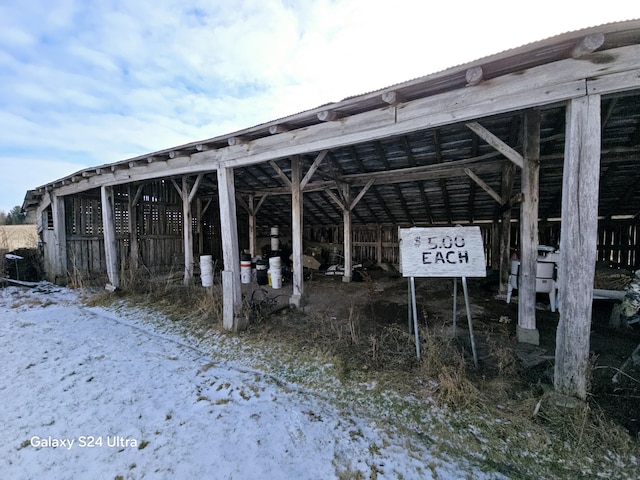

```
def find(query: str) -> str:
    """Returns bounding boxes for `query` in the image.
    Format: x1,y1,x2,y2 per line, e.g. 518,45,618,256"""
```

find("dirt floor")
244,266,640,441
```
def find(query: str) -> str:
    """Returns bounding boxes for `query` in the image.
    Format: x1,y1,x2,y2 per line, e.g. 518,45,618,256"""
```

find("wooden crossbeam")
300,150,328,190
571,33,605,59
464,168,503,204
466,122,524,169
269,160,292,188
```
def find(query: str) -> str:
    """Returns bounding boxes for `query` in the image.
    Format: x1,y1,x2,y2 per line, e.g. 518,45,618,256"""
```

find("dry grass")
71,271,640,478
1,225,40,281
0,225,37,251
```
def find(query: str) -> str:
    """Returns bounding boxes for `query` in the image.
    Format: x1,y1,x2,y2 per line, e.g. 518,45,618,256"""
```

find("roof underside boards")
23,21,640,230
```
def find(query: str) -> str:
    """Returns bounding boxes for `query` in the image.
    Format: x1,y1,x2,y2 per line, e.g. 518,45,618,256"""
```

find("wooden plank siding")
62,182,232,277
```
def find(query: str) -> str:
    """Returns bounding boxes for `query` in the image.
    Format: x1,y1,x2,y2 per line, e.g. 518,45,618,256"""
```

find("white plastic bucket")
269,256,281,269
270,268,282,289
200,255,214,287
270,226,279,252
240,260,252,284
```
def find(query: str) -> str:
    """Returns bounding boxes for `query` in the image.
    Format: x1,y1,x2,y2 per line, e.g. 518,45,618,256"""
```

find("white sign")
399,226,486,278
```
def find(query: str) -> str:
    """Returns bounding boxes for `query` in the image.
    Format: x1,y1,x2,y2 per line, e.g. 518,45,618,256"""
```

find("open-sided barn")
22,20,640,399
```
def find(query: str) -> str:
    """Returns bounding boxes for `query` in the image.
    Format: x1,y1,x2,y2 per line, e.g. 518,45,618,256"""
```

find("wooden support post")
128,185,143,272
248,194,257,257
181,177,194,285
51,194,68,283
290,157,304,307
196,197,204,256
554,95,601,400
217,167,243,331
101,185,119,289
499,163,516,295
342,183,352,283
517,110,541,345
377,224,383,266
490,221,500,271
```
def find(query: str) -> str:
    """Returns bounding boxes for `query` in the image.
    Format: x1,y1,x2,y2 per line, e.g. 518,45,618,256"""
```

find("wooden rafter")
466,122,524,169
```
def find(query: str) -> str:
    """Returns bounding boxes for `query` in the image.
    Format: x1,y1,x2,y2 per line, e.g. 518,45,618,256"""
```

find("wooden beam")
101,185,119,289
132,184,144,205
300,150,328,190
465,66,484,86
235,193,251,215
181,177,195,285
50,193,67,283
255,193,268,214
324,188,346,211
188,173,203,203
463,168,503,204
290,157,304,307
588,68,640,97
342,183,352,283
170,178,181,196
201,198,213,216
317,110,341,122
228,136,246,146
468,178,476,223
381,91,405,105
498,163,516,295
269,160,292,188
571,32,605,59
248,194,256,257
269,125,289,134
350,178,375,210
554,95,602,400
466,122,524,169
217,166,242,331
517,110,541,345
129,184,143,271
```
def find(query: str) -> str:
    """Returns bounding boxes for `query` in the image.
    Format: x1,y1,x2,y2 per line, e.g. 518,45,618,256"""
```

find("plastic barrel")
270,268,282,289
269,256,282,289
240,260,252,284
200,255,214,287
256,259,268,285
270,226,279,252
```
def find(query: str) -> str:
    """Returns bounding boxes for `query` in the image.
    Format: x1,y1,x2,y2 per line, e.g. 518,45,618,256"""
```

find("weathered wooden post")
554,95,601,400
217,167,243,330
517,110,541,345
101,185,119,289
290,157,304,307
50,193,68,284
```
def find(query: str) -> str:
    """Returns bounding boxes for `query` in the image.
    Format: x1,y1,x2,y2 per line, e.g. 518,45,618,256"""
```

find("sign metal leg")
410,276,421,359
462,276,479,368
452,277,457,336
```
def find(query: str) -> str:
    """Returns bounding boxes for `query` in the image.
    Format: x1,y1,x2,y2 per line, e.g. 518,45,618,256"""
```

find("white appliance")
506,246,559,312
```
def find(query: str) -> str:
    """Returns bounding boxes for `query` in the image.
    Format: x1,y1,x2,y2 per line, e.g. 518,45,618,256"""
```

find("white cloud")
0,0,638,211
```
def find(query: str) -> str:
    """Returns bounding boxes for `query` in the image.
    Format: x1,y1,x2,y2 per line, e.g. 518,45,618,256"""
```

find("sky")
0,0,637,214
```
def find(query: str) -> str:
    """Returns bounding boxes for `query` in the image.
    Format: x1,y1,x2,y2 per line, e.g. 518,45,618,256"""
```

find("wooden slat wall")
137,181,183,271
62,185,638,278
65,193,126,274
596,222,639,268
522,219,639,270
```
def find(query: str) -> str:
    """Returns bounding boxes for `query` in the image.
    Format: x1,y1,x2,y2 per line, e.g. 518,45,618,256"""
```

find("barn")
22,20,640,399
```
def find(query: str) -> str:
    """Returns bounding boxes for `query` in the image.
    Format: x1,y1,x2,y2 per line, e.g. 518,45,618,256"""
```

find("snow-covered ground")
0,284,502,479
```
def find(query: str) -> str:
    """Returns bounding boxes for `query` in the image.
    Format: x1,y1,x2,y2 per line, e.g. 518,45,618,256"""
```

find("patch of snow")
1,285,504,479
